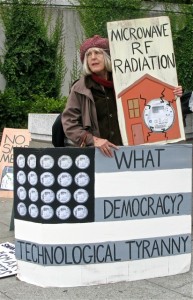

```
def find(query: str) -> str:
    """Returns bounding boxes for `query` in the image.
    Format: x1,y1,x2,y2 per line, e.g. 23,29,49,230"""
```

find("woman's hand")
93,136,119,157
173,86,183,97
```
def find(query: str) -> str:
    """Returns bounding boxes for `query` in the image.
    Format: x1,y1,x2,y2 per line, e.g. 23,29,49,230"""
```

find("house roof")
118,74,176,98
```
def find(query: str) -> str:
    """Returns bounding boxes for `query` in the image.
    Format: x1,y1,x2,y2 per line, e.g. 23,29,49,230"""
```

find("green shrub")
0,89,29,131
29,94,67,114
0,0,65,100
0,0,66,131
0,89,67,132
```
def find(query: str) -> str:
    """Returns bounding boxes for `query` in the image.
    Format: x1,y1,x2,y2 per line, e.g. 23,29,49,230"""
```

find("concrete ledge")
28,113,59,144
29,140,54,148
185,114,193,139
28,113,193,144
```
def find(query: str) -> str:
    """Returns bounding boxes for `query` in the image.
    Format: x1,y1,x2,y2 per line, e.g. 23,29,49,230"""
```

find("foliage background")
77,0,146,38
0,0,192,132
0,0,66,131
171,4,193,91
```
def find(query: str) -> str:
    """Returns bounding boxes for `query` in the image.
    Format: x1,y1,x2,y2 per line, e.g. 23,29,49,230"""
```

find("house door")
132,124,144,145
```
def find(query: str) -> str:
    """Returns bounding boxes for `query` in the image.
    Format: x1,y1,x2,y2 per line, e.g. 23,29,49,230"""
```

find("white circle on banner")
56,205,71,220
73,205,88,219
74,172,90,187
75,155,90,169
41,189,55,203
28,171,38,186
74,189,89,203
29,188,38,202
143,98,175,132
17,171,26,185
17,202,27,216
40,155,54,169
41,205,54,220
57,172,72,187
27,154,36,169
40,172,55,187
56,189,71,203
58,155,73,169
29,204,39,218
16,154,25,168
17,186,27,200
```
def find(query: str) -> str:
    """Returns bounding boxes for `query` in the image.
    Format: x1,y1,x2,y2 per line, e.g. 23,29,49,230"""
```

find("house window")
127,98,140,118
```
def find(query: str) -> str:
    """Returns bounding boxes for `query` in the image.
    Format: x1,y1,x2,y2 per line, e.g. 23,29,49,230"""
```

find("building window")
128,98,140,118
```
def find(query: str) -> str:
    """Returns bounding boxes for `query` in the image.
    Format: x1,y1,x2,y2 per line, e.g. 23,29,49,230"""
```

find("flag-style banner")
107,16,185,146
14,145,192,287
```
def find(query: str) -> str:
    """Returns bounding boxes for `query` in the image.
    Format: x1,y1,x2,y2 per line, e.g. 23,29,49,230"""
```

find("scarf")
91,73,114,89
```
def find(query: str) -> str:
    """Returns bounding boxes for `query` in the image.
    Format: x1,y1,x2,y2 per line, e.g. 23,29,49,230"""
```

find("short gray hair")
82,48,112,76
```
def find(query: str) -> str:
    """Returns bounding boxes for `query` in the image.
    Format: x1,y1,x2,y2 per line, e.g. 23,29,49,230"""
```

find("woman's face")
86,47,107,78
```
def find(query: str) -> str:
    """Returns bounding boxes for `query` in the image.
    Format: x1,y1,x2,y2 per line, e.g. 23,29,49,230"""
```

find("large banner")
14,145,192,287
0,128,31,198
107,16,185,146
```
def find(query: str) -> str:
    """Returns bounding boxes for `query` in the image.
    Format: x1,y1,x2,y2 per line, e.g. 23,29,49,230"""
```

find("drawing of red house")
118,74,181,146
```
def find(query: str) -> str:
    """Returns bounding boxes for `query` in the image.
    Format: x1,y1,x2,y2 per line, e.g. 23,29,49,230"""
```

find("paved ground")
0,197,192,300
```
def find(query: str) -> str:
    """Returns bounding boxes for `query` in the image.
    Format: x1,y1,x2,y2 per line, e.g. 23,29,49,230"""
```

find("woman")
62,35,182,157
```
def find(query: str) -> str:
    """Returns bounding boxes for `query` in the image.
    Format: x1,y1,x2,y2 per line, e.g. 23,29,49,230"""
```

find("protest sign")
0,128,31,198
107,16,185,145
0,242,17,278
14,145,192,287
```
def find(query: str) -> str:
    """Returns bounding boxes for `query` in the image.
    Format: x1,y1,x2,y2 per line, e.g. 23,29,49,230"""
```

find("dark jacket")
62,76,101,147
52,114,64,147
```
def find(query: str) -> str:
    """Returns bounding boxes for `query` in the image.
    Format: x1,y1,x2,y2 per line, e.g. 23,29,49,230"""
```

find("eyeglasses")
86,49,104,58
